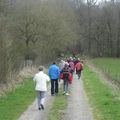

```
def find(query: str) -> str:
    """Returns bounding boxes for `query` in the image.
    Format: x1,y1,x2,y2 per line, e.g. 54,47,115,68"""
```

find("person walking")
61,64,72,95
69,59,75,75
48,62,60,96
33,66,50,110
59,59,65,71
75,60,84,79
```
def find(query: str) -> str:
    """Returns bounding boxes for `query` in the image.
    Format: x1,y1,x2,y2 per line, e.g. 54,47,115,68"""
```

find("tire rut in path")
63,75,93,120
17,86,54,120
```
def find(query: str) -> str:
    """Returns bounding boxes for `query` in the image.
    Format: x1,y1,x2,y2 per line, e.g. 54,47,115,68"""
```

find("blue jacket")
48,64,60,79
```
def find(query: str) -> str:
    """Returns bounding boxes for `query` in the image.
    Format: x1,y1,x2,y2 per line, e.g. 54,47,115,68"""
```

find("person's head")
70,56,72,60
64,63,68,68
61,60,63,62
39,66,44,71
52,62,56,65
77,58,80,61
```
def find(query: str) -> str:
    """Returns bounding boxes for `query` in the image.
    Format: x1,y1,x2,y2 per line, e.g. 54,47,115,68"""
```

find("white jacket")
33,71,50,91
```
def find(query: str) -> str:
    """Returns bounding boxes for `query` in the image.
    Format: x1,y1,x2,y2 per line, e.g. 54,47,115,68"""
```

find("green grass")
48,88,68,120
83,65,120,120
0,78,35,120
93,58,120,83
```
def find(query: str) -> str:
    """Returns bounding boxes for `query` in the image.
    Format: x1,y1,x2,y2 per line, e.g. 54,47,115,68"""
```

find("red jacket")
68,73,73,84
75,62,83,71
60,66,73,84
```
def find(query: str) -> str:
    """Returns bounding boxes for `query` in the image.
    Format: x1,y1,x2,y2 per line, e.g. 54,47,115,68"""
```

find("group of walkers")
33,57,84,110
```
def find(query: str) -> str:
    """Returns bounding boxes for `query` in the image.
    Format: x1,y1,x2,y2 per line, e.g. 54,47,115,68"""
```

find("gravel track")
18,75,93,120
18,86,54,120
63,74,93,120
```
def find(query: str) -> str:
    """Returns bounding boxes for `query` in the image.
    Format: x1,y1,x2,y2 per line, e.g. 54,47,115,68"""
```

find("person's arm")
81,63,84,70
46,74,50,82
75,63,77,71
58,67,60,77
33,74,37,82
48,68,51,77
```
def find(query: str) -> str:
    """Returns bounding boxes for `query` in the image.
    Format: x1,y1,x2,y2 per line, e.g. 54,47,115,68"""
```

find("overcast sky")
68,0,110,3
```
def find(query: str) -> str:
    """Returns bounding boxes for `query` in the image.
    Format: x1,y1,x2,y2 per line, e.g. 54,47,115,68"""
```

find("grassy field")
83,65,120,120
0,78,35,120
92,58,120,83
48,88,68,120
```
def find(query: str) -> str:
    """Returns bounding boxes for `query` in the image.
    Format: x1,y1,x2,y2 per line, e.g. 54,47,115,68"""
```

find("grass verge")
93,58,120,83
0,78,35,120
83,65,120,120
48,87,68,120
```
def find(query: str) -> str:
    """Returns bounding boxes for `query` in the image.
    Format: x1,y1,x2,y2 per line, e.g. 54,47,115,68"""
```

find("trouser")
63,79,69,93
70,69,74,75
51,79,59,95
76,70,81,79
37,91,46,108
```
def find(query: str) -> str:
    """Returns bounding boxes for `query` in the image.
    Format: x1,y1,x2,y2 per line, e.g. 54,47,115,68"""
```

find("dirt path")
18,75,94,120
16,62,120,120
18,86,54,120
63,74,94,120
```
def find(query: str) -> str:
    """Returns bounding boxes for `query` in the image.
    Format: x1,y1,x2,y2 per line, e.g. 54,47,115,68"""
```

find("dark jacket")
61,66,70,80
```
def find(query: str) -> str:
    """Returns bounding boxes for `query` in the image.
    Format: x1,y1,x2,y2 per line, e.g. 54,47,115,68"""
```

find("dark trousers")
70,69,74,75
51,79,59,95
76,70,81,79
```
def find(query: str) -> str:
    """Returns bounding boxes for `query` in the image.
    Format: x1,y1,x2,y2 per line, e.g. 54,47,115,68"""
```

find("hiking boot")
40,104,44,110
38,107,41,110
65,93,70,96
63,91,66,95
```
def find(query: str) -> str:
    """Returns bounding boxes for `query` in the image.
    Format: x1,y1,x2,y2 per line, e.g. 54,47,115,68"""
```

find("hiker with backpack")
60,63,72,95
69,59,75,75
59,59,65,71
75,60,84,79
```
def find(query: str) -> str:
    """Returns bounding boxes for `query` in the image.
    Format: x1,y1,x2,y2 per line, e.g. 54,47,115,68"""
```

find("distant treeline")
73,0,120,57
0,0,78,83
0,0,120,83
